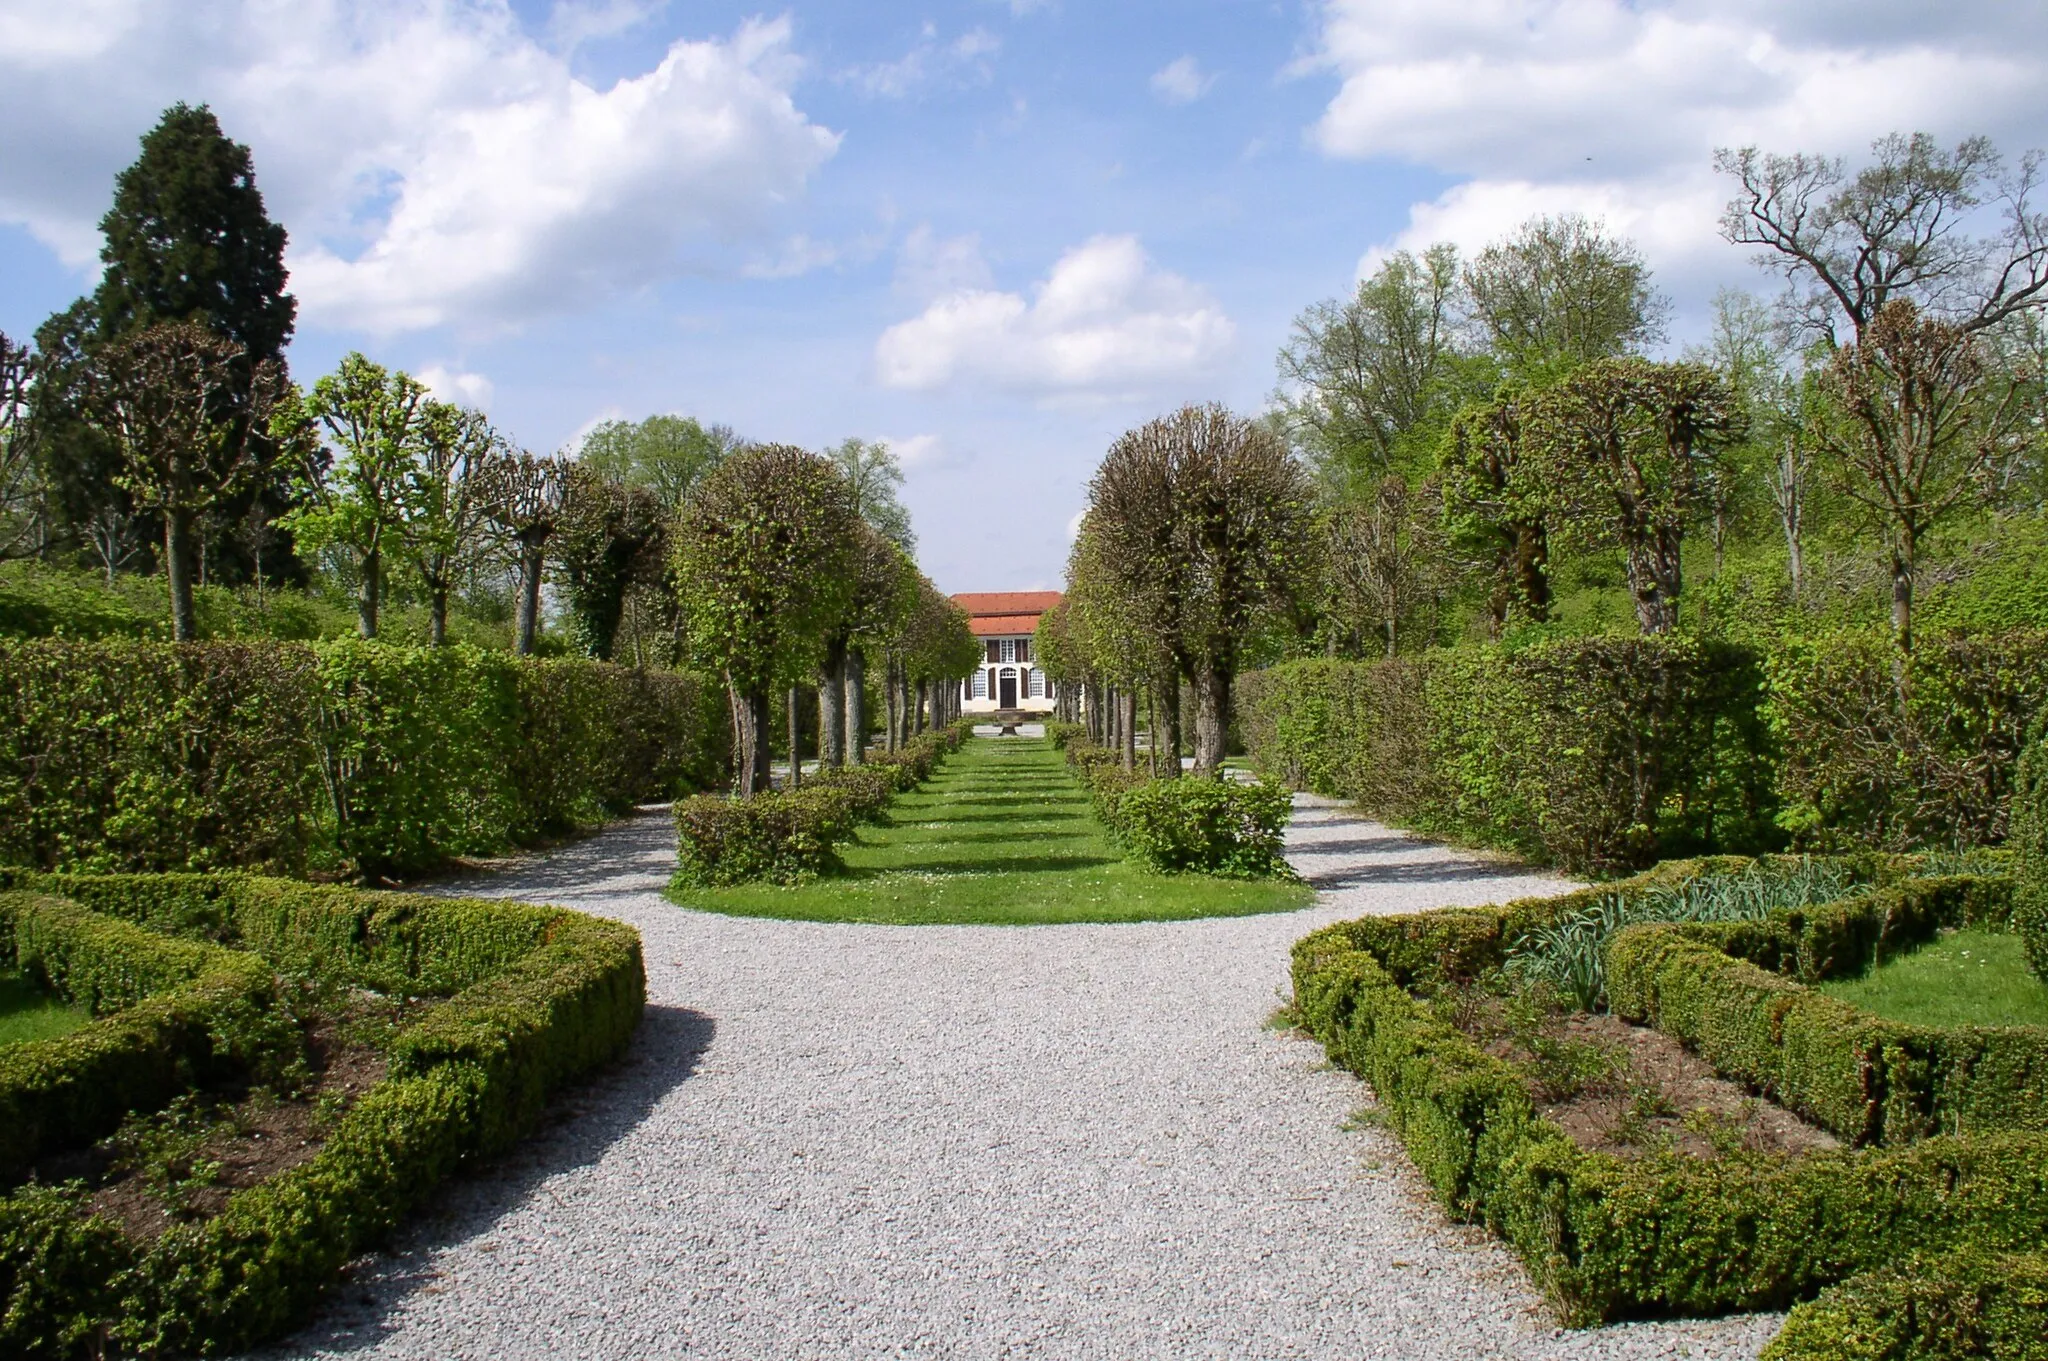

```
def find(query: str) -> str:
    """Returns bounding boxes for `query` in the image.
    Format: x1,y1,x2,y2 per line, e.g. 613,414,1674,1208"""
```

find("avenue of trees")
0,103,980,793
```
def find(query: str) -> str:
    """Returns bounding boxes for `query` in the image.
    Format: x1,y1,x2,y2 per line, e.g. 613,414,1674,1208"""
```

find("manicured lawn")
667,737,1314,925
1817,927,2048,1029
0,970,89,1046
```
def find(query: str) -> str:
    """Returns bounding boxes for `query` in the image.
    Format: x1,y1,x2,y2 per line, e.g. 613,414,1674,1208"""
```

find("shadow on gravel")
421,808,678,907
265,1002,715,1358
1303,859,1540,890
1286,835,1421,859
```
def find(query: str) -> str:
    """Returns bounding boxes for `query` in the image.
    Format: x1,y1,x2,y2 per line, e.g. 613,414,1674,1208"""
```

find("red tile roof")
968,613,1044,638
953,590,1062,617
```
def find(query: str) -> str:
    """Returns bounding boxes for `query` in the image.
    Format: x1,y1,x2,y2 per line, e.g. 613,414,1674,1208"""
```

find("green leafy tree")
827,437,916,551
1441,385,1552,635
1275,243,1470,489
278,354,429,640
673,444,859,794
554,466,666,661
1465,214,1668,380
1527,359,1746,635
77,321,291,639
578,414,739,510
398,401,501,646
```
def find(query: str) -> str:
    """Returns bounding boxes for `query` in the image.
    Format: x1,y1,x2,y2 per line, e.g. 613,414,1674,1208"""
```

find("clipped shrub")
1083,762,1149,832
1239,636,1776,873
671,788,857,887
0,638,726,878
1771,629,2048,853
0,871,644,1357
1045,721,1087,750
1114,777,1295,879
1764,1251,2048,1361
809,766,898,823
0,891,289,1177
2013,729,2048,983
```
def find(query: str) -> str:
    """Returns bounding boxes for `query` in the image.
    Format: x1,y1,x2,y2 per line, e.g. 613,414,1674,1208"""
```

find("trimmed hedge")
1113,778,1295,879
0,892,288,1179
0,638,727,879
2013,731,2048,983
1764,1251,2048,1361
1240,630,2048,870
1290,909,2048,1327
1239,637,1776,873
0,872,645,1358
671,729,959,888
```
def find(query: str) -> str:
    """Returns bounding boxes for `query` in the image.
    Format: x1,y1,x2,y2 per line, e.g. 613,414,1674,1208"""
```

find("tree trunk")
818,639,846,767
1192,663,1231,776
1119,689,1137,773
844,646,867,766
884,661,901,753
786,686,803,789
1626,532,1683,636
165,510,197,642
357,544,381,640
1158,676,1182,779
914,679,928,735
728,679,771,796
1512,521,1550,623
1892,542,1916,655
1145,688,1158,776
515,544,543,656
429,585,448,647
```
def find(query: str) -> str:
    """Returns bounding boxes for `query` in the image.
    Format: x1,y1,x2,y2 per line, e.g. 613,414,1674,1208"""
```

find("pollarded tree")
824,525,919,767
673,444,858,794
399,400,500,646
1066,516,1169,771
1526,359,1746,635
278,353,430,640
1813,300,2033,652
1088,405,1315,775
78,320,290,639
554,465,666,662
1440,385,1551,636
480,450,569,657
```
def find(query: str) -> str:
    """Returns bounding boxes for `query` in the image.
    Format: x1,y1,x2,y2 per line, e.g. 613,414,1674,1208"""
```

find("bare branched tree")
1718,132,2048,343
1325,475,1443,658
0,332,41,561
1465,214,1670,376
480,450,568,656
1813,300,2034,651
78,320,287,639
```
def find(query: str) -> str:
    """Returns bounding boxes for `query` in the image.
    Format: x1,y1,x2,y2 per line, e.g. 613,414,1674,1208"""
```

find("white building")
953,591,1061,715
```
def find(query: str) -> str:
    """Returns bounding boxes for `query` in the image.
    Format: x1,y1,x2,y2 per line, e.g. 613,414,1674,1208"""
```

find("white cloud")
884,433,966,472
874,235,1235,399
1065,508,1086,541
844,25,1000,99
417,364,494,409
893,225,995,301
1309,0,2048,320
545,0,662,52
0,4,840,333
1150,56,1214,105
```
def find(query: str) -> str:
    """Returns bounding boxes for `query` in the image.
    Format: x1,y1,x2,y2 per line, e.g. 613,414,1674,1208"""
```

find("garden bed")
1291,855,2048,1354
0,870,644,1359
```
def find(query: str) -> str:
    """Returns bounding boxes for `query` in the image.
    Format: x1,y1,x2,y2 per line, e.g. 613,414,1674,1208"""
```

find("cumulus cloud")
0,3,840,333
1150,56,1214,105
874,235,1235,399
1307,0,2048,309
883,433,966,472
893,225,995,301
417,365,494,408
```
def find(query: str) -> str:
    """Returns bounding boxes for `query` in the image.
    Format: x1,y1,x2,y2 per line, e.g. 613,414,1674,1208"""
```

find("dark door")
999,671,1018,708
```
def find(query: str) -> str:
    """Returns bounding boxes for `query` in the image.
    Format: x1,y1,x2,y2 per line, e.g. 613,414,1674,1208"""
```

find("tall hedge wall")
1238,637,1775,872
1239,629,2048,871
0,639,728,879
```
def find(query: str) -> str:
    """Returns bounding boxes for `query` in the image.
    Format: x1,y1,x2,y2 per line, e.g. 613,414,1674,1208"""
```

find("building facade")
952,591,1061,715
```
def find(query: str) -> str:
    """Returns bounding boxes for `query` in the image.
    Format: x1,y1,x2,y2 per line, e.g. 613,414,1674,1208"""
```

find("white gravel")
268,784,1780,1359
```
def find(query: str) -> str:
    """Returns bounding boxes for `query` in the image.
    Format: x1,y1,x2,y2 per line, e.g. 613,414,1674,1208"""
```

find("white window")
972,669,988,699
1028,669,1046,698
999,638,1017,663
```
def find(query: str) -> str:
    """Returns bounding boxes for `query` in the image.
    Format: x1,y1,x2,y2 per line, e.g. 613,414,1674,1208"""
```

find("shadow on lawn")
930,810,1087,824
882,853,1115,875
264,1003,716,1357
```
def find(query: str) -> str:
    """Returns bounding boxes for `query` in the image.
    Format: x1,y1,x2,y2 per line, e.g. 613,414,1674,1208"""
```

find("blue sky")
3,1,2045,591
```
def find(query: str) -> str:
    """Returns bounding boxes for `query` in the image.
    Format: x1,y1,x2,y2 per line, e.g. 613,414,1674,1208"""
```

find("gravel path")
271,782,1780,1359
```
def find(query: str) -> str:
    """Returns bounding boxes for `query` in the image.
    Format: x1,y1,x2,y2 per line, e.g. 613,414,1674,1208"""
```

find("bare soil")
1446,991,1839,1161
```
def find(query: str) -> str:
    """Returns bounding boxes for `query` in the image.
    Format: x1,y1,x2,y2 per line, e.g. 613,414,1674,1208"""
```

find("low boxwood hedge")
0,892,288,1179
1763,1250,2048,1361
2012,731,2048,983
1289,862,2048,1333
0,871,645,1358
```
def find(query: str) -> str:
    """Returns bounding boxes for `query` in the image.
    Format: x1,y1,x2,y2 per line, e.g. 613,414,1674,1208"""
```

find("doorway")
998,670,1017,708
